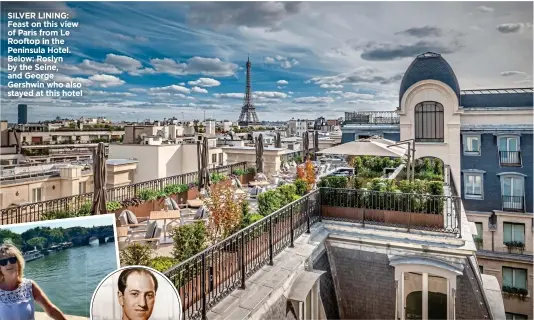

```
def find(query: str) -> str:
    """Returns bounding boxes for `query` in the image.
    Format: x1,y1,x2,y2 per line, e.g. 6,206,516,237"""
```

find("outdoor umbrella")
302,132,309,161
255,134,264,173
90,142,107,215
198,137,211,191
275,132,282,148
313,131,319,160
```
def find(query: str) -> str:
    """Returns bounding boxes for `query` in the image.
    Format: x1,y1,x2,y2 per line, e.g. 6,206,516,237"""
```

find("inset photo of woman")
90,266,181,320
0,215,120,320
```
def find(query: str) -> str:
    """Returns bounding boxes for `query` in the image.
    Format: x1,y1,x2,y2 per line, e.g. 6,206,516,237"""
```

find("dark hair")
118,267,158,294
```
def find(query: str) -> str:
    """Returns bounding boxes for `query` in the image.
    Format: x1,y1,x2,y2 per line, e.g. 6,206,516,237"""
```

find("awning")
317,138,407,157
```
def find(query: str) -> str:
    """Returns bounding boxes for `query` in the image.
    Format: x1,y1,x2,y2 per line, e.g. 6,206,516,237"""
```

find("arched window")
414,102,444,142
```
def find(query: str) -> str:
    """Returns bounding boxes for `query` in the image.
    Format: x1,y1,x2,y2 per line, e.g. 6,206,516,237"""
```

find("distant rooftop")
106,159,138,166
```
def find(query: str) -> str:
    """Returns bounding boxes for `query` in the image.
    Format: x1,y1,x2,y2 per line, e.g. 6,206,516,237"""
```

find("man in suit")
117,267,158,320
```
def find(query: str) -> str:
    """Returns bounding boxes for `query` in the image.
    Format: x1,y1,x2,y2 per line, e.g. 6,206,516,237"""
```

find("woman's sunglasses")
0,257,17,266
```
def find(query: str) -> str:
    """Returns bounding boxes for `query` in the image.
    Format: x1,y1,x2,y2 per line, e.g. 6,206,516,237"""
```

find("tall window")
500,175,525,211
464,173,483,199
463,135,480,155
503,222,525,244
404,272,448,320
414,102,444,142
31,187,42,202
498,136,521,166
502,267,527,291
475,222,483,238
506,313,528,320
79,181,87,194
212,153,217,164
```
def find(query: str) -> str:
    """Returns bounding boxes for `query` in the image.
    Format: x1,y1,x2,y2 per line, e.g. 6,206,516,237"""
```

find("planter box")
170,192,188,204
320,205,445,230
506,246,525,254
187,187,200,200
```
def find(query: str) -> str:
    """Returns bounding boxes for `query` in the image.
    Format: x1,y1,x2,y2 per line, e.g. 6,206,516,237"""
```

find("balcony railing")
344,111,400,125
0,162,249,225
501,195,525,212
499,151,521,166
163,187,460,319
165,190,321,320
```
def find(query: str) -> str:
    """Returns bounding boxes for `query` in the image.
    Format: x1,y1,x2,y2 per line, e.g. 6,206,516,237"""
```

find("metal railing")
164,189,321,320
502,195,525,212
0,162,249,225
344,111,400,125
319,188,461,234
499,151,521,166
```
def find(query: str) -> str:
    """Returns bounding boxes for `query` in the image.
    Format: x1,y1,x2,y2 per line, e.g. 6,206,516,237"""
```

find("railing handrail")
1,162,249,209
164,189,319,274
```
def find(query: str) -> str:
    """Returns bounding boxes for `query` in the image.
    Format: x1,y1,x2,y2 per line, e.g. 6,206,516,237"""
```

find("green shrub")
232,168,246,176
120,243,153,266
149,256,178,272
171,221,207,262
163,184,188,195
294,179,308,196
246,167,256,175
106,201,122,212
249,213,264,224
277,184,297,206
240,202,252,229
137,189,160,201
257,189,283,216
427,181,444,196
210,172,227,183
318,176,348,189
42,210,76,220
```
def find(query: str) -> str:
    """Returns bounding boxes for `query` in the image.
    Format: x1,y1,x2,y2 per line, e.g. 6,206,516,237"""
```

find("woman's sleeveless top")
0,278,35,320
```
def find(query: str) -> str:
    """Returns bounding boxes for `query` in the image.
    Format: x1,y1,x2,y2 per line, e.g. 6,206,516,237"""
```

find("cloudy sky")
1,1,532,123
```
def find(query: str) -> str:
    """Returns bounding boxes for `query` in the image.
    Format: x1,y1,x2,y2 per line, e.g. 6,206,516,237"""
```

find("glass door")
502,177,524,210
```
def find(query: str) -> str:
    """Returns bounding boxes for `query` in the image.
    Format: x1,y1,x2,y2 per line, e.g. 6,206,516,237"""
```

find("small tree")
171,221,207,262
120,243,153,266
304,160,316,191
204,180,246,242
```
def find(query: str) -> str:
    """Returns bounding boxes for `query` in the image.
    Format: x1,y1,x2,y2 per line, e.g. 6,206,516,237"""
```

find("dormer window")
414,102,444,142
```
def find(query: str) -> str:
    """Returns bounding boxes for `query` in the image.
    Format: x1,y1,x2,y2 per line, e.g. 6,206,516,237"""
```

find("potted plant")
187,181,200,200
473,236,483,250
504,241,525,254
502,286,529,301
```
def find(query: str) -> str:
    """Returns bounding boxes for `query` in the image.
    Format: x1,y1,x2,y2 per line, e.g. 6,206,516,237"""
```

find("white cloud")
149,85,191,95
150,57,238,77
88,74,125,88
500,71,527,76
179,82,185,86
105,54,142,71
191,86,208,94
327,91,343,95
347,99,392,105
277,80,289,85
61,60,122,76
188,77,221,87
342,92,374,99
214,93,244,99
264,56,299,68
294,96,334,104
320,84,343,89
477,5,494,13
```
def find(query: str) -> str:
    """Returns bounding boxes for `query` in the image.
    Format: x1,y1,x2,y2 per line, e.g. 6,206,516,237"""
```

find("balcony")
499,151,521,167
501,195,525,212
344,111,400,125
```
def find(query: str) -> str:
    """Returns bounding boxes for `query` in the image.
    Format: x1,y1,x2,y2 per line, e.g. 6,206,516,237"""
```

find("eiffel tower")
238,56,260,126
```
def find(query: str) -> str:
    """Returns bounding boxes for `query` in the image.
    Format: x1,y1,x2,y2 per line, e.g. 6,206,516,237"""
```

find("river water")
24,239,118,317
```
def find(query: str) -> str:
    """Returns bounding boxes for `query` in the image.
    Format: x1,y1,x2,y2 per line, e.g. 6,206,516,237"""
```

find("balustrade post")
290,206,294,248
269,216,274,265
306,195,310,234
240,232,246,289
201,253,207,320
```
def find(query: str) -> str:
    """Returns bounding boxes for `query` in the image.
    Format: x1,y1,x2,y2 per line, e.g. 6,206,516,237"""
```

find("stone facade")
456,258,491,319
258,295,297,320
327,244,396,319
313,251,340,319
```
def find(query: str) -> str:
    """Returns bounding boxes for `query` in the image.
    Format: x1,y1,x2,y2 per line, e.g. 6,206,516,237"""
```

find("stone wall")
327,243,396,319
313,251,340,320
258,294,297,320
456,258,492,320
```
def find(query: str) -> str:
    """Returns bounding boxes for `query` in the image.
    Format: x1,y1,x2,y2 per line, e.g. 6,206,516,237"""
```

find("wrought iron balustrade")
0,162,249,225
501,195,525,212
499,151,521,166
164,190,320,320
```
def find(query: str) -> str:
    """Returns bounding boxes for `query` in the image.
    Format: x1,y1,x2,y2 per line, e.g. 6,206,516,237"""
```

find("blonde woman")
0,243,67,320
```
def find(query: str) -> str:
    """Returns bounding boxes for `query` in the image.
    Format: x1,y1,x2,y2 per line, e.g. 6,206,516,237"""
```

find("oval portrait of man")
90,266,182,320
